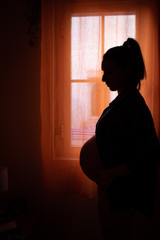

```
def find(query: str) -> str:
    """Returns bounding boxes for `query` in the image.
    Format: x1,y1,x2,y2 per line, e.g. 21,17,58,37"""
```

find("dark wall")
0,0,42,208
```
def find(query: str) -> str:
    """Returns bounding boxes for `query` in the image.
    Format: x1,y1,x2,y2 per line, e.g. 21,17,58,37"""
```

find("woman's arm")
80,135,130,185
95,164,130,191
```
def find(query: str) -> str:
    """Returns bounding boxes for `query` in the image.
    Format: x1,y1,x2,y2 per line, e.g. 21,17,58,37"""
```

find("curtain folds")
41,0,54,192
41,0,160,197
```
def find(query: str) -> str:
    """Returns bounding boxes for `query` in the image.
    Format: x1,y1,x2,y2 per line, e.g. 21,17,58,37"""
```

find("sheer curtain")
41,0,160,197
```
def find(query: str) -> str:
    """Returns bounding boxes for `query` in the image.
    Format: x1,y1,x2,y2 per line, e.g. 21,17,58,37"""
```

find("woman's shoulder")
120,89,151,118
127,91,159,148
131,90,153,122
97,89,153,130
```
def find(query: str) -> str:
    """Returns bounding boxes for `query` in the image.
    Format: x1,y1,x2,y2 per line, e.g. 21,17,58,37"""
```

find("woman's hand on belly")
96,165,131,195
95,169,116,193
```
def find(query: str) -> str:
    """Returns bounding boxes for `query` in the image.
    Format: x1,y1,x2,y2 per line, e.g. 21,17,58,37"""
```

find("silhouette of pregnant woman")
80,38,160,240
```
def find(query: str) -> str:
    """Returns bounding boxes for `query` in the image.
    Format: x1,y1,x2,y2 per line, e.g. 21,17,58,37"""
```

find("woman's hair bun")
123,38,146,89
123,38,140,50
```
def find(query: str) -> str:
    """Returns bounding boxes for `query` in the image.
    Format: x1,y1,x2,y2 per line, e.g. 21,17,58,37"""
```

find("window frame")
54,2,141,160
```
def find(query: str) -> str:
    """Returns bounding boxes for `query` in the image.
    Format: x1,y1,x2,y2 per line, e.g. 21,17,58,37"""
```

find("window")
54,12,136,159
71,14,136,147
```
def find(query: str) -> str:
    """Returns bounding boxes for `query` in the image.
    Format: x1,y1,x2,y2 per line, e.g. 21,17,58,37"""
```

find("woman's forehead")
101,59,116,71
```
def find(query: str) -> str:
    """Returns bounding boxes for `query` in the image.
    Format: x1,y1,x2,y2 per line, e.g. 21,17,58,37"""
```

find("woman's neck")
117,87,137,95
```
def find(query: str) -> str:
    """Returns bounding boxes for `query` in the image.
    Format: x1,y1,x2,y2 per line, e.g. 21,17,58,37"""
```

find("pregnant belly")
80,135,103,182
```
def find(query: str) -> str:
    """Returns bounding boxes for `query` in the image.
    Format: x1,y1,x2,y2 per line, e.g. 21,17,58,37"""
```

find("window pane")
71,16,102,80
71,83,99,147
105,15,136,51
105,15,136,101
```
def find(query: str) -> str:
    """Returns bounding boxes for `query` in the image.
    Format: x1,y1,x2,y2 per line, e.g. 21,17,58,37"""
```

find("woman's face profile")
101,58,128,92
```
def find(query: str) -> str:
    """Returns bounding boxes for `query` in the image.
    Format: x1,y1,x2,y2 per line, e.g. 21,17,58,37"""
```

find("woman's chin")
105,82,116,91
108,85,117,92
